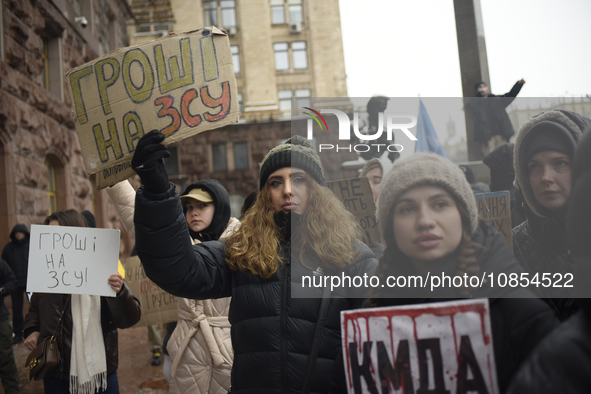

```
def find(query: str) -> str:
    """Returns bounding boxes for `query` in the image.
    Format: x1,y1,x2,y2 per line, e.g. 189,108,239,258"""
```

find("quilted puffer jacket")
134,183,378,394
107,180,239,393
167,218,239,394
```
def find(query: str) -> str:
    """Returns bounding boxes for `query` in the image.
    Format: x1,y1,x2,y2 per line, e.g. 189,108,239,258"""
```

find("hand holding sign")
27,225,120,297
341,299,499,394
65,27,239,189
131,130,170,194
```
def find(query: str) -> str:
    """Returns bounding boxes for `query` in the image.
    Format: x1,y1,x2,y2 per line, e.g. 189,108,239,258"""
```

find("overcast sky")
339,0,591,98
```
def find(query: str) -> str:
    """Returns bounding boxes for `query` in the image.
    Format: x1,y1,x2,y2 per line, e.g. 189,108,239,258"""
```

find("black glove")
131,130,171,194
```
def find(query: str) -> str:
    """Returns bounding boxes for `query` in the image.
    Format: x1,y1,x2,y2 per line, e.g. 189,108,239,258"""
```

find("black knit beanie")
259,135,325,189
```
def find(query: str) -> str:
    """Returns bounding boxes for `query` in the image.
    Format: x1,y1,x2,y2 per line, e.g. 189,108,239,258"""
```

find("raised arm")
132,131,232,300
106,180,137,237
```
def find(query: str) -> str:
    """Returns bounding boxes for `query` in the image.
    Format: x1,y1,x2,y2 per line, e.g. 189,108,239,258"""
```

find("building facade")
0,0,134,252
128,0,356,215
0,0,353,257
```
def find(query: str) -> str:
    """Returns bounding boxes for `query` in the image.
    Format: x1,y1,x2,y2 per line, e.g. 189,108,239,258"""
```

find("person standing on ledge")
465,79,526,156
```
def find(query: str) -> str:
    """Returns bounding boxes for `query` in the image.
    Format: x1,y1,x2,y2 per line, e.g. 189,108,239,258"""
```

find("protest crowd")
0,99,590,394
0,13,590,394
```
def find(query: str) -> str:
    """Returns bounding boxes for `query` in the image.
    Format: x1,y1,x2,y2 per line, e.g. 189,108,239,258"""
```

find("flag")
415,100,449,158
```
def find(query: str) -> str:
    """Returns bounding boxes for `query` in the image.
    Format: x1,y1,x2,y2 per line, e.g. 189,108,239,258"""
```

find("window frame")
203,0,237,29
231,45,240,74
270,0,303,25
273,41,308,71
46,159,57,215
278,88,311,118
233,141,249,170
212,143,228,171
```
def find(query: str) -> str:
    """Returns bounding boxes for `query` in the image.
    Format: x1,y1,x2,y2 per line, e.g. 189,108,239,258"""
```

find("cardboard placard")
327,177,380,245
475,191,512,248
65,26,239,189
27,225,120,297
341,299,498,394
124,256,178,327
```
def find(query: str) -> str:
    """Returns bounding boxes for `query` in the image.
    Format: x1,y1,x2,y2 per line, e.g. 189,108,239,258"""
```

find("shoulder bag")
25,295,71,381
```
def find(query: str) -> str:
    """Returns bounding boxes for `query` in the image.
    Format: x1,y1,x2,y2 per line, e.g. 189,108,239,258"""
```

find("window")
203,1,236,28
278,89,310,118
41,37,64,100
237,93,243,113
273,42,307,71
233,142,249,169
131,0,174,35
45,155,66,213
164,146,179,175
273,43,289,70
46,159,57,214
231,45,240,73
291,41,307,69
212,143,227,171
270,0,303,24
41,39,49,90
1,0,4,61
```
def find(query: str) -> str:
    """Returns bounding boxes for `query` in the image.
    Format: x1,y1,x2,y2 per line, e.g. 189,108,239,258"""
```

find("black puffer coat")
134,184,378,394
2,224,30,287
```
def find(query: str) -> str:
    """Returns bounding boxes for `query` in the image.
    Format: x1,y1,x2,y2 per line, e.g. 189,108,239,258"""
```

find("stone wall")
0,0,134,257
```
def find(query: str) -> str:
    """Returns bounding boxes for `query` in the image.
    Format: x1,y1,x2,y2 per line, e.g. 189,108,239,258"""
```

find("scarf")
70,294,107,394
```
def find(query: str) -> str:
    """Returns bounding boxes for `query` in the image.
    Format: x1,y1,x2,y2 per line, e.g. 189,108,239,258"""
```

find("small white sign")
27,224,120,297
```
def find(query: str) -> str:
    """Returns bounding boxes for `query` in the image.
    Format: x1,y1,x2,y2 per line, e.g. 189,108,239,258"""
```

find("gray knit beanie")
259,135,325,189
359,158,383,178
376,153,479,240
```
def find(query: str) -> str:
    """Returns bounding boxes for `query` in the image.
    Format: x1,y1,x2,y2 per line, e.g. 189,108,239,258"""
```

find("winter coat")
0,259,17,322
512,110,591,320
2,224,30,287
167,218,239,394
134,183,378,394
483,143,515,193
23,285,141,380
512,209,576,320
507,128,591,393
464,82,523,143
107,179,239,393
506,307,591,394
331,220,559,394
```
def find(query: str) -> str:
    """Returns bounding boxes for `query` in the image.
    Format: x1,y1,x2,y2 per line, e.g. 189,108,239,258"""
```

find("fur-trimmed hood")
514,110,590,218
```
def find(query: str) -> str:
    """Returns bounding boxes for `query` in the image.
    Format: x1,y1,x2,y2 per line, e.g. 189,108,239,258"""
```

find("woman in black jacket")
131,131,378,394
512,110,590,320
23,210,141,394
331,153,558,394
507,120,591,394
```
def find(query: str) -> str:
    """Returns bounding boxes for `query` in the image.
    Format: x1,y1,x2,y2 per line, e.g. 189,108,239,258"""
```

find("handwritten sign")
475,191,512,248
341,299,498,394
327,177,380,245
124,256,178,327
27,224,120,297
65,26,239,188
